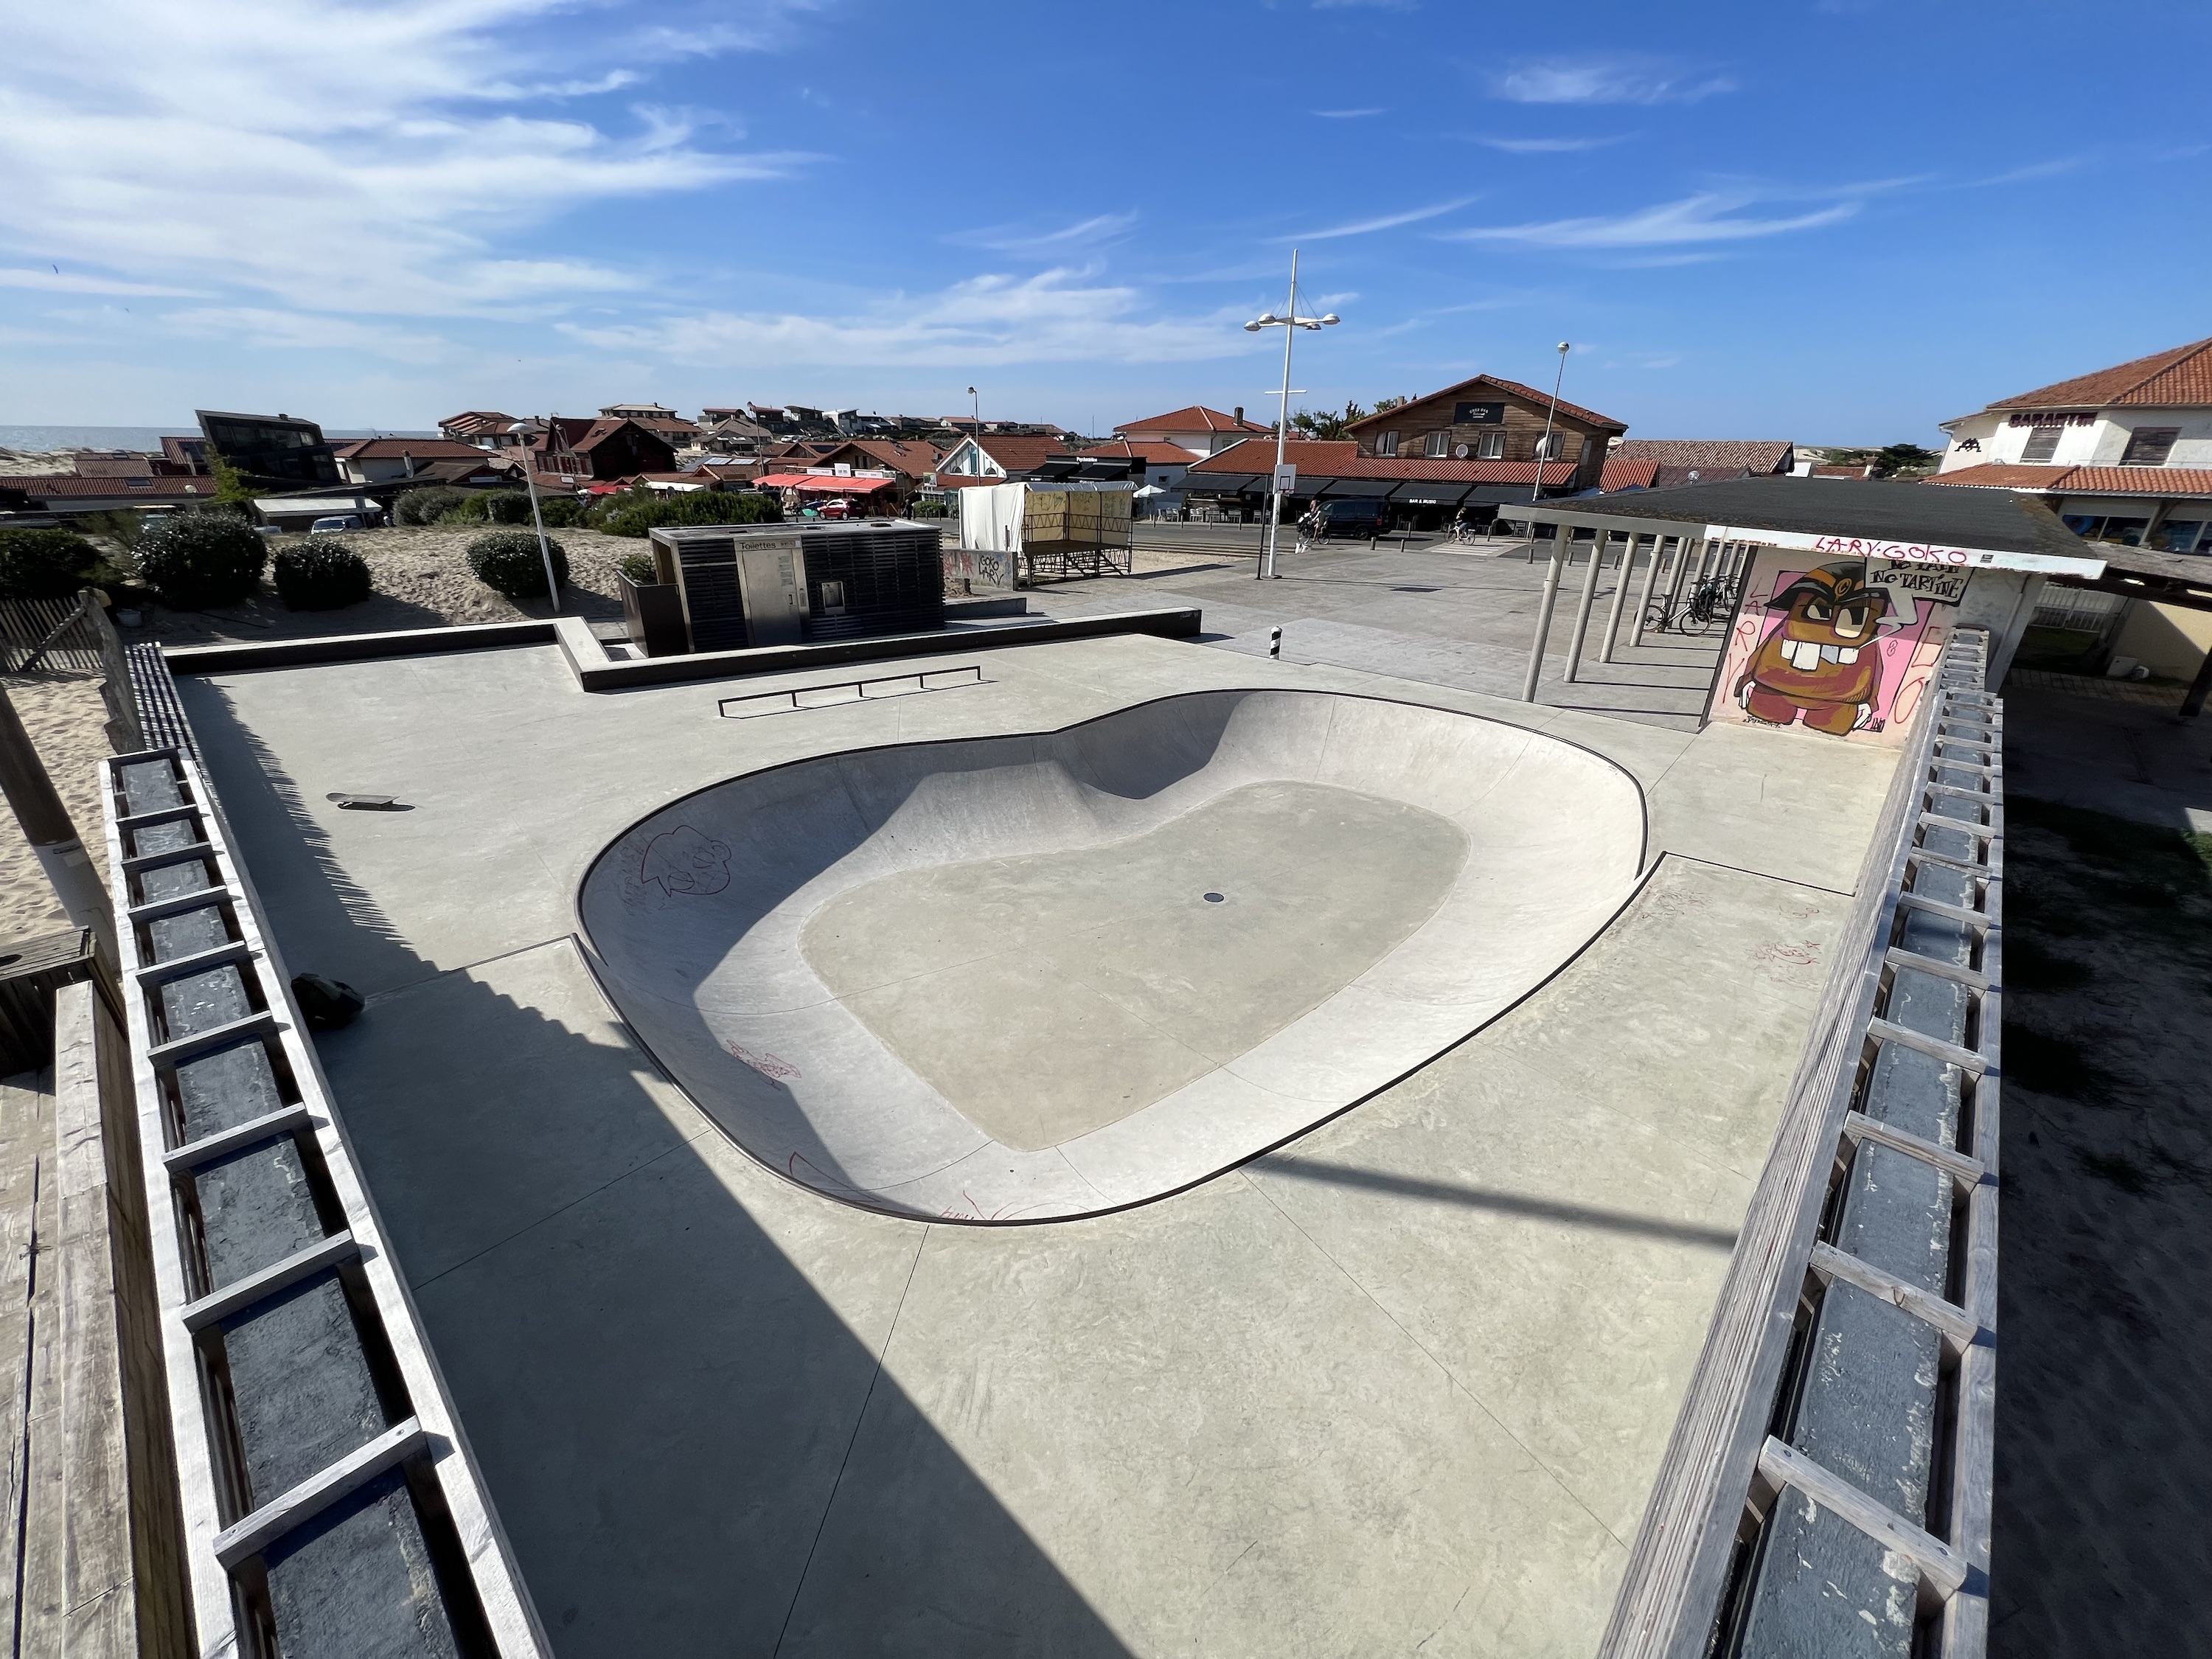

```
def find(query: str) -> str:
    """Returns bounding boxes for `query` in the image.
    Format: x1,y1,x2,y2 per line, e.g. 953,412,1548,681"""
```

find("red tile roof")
969,434,1069,473
1613,439,1793,473
7,474,215,500
332,437,501,461
1186,440,1578,487
1984,337,2212,411
1114,406,1271,436
1926,462,2212,497
1344,374,1627,437
439,409,518,434
1078,439,1198,465
1599,458,1662,491
815,439,946,477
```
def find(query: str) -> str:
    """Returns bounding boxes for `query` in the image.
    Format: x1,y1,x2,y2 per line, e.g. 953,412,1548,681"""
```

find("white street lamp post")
1529,341,1571,507
1244,249,1338,580
509,419,563,611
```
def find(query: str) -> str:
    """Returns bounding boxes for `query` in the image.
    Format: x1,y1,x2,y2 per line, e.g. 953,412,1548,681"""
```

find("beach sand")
0,674,114,940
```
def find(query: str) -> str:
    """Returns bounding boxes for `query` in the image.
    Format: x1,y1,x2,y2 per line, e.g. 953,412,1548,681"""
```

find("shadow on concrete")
1256,1156,1740,1251
181,683,1134,1659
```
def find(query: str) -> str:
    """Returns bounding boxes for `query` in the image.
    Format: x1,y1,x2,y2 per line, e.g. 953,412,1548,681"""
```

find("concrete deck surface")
175,632,1896,1656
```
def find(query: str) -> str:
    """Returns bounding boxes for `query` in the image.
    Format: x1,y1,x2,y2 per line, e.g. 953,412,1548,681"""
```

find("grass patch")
2005,935,2093,992
2004,1022,2101,1099
2006,796,2212,897
2076,1150,2152,1194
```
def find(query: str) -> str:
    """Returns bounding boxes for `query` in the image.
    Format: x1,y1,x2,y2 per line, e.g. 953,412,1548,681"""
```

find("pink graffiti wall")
1707,549,1956,745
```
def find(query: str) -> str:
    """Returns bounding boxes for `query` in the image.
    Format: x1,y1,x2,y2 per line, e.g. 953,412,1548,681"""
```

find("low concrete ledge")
554,608,1203,690
161,620,554,675
159,607,1202,692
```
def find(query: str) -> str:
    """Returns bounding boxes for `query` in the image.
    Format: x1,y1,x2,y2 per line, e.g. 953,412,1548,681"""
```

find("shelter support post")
1520,545,1568,702
1563,531,1610,685
1601,535,1640,663
1631,535,1671,647
2182,641,2212,718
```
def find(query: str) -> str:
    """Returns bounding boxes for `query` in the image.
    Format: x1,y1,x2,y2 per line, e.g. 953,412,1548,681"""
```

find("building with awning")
1175,438,1592,525
755,470,900,499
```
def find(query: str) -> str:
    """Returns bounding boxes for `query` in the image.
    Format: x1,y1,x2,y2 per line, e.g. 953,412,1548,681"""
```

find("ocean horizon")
0,424,439,453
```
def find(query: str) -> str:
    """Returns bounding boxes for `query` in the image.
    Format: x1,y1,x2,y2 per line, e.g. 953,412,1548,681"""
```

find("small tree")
0,529,100,600
133,513,267,608
467,529,568,600
272,540,373,610
1868,442,1941,479
394,485,472,525
206,449,263,507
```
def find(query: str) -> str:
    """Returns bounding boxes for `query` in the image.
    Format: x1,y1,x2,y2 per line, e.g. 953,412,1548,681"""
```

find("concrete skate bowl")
577,689,1646,1222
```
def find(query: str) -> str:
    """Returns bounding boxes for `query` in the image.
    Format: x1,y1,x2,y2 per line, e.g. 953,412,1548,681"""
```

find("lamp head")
1244,320,1264,333
1556,341,1571,354
1321,313,1340,325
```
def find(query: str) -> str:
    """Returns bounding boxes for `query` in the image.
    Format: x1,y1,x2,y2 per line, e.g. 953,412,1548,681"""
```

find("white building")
1932,335,2212,552
1112,405,1273,459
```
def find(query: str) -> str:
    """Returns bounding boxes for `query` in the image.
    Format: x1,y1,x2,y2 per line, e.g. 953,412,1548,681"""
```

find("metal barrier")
1603,625,2003,1658
97,745,548,1656
2,592,107,675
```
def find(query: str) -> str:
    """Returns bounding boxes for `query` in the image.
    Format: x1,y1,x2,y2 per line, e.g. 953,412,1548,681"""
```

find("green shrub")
591,487,779,538
133,513,266,608
467,529,568,600
272,540,372,611
617,552,658,584
0,529,100,600
394,485,470,526
535,494,585,529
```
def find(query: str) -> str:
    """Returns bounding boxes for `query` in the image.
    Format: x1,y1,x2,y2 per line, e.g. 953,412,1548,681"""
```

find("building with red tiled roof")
1935,337,2212,552
1612,439,1794,488
438,410,522,448
1113,406,1272,457
1597,457,1662,493
1341,375,1627,493
528,417,678,484
2,473,221,514
333,437,516,484
932,432,1072,483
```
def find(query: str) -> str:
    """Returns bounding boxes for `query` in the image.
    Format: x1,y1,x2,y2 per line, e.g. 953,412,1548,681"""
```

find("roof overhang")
1517,503,2104,577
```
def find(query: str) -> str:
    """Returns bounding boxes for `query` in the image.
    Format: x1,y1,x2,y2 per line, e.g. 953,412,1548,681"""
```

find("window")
2121,427,2181,467
1376,431,1399,458
2061,513,2150,546
1424,430,1448,458
2150,521,2206,553
2019,425,2062,463
1534,432,1567,461
1479,431,1506,459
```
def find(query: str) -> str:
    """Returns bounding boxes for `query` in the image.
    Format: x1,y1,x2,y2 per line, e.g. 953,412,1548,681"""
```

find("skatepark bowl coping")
577,688,1646,1221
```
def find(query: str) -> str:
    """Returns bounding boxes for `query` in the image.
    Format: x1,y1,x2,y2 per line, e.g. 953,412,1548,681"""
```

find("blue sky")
1,0,2206,442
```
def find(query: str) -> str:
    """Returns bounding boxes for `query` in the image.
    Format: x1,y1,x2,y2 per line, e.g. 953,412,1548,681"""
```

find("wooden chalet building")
1343,375,1627,493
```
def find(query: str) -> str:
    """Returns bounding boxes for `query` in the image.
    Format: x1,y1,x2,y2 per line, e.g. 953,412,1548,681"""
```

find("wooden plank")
21,1071,66,1657
1806,1241,1980,1352
1842,1110,1984,1193
52,982,142,1657
1881,946,1990,993
1756,1436,1969,1599
161,1104,313,1174
0,1074,49,1651
212,1418,425,1571
1867,1015,1989,1076
178,1231,356,1332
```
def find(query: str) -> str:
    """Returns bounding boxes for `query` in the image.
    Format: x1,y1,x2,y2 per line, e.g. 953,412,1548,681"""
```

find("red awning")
755,472,897,493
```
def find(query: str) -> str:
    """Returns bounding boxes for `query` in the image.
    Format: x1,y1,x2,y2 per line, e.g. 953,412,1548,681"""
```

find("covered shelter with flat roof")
1513,477,2106,734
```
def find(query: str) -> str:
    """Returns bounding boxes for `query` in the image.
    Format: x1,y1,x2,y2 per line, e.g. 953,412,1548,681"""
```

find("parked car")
1302,497,1388,540
309,515,366,535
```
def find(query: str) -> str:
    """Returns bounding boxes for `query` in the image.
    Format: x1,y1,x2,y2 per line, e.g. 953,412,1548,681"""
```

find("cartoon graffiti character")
1735,563,1893,736
638,824,733,902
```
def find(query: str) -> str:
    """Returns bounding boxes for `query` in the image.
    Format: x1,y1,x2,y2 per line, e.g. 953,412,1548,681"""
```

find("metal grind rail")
98,745,547,1657
1602,625,2003,1658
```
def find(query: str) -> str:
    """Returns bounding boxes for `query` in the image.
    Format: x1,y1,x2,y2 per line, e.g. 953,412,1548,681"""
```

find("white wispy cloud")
1473,134,1631,154
560,268,1252,368
1441,190,1861,248
0,267,207,297
0,0,814,318
1281,196,1478,241
1492,56,1735,106
1312,108,1386,119
947,213,1140,254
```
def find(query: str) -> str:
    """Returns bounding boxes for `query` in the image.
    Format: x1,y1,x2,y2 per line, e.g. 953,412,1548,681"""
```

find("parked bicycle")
1644,575,1735,636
